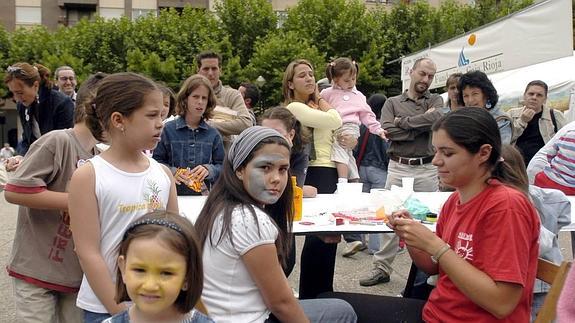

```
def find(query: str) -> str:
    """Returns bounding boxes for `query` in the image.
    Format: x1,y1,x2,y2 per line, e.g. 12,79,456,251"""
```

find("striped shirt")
543,129,575,187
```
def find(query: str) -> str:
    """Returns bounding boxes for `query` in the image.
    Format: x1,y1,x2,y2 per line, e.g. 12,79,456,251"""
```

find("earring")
182,282,188,291
485,101,492,109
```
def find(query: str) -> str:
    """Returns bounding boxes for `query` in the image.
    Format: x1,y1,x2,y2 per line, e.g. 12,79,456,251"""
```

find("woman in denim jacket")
153,75,224,195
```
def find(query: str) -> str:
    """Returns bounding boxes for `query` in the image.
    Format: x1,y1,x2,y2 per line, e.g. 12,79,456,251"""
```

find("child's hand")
190,165,209,183
379,129,388,141
174,168,191,185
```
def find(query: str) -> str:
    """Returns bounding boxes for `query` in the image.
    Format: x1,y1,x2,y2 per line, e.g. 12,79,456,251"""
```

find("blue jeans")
301,299,357,322
266,298,357,322
531,292,546,322
358,165,387,193
84,310,111,323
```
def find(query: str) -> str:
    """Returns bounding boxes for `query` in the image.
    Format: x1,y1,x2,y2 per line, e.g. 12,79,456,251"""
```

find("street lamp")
255,76,266,110
255,75,266,88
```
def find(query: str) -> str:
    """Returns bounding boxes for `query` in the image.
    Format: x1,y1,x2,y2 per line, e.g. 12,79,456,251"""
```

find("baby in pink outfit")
320,57,387,182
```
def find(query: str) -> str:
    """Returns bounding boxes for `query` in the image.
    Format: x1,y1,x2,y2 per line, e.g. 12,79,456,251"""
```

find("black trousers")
318,292,426,323
299,167,338,299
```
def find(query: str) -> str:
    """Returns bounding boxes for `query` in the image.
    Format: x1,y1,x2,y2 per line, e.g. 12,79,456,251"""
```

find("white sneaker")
342,241,366,257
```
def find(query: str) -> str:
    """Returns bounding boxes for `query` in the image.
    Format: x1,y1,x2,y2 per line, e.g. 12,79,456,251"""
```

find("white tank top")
76,155,171,313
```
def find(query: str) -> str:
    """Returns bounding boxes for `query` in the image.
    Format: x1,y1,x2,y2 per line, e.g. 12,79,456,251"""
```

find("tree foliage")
215,0,277,66
0,0,540,110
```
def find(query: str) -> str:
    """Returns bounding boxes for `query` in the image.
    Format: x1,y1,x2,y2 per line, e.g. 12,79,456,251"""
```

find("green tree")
8,26,57,64
66,16,133,73
126,49,179,88
282,0,373,60
215,0,277,66
244,30,325,109
40,50,94,84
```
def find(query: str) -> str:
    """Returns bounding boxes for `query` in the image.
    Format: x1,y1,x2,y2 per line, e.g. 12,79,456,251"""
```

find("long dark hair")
194,137,294,268
432,107,527,195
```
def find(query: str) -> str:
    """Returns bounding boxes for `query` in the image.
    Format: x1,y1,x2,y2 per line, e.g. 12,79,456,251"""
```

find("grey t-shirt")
6,128,97,290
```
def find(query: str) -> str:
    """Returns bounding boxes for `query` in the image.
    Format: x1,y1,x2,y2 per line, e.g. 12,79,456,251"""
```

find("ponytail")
34,63,53,90
493,145,529,195
85,99,105,141
325,57,358,83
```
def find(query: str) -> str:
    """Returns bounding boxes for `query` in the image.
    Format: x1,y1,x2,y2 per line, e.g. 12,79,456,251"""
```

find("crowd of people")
1,50,575,323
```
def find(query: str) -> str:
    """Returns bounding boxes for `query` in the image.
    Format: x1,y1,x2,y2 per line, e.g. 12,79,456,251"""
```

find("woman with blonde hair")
282,59,349,299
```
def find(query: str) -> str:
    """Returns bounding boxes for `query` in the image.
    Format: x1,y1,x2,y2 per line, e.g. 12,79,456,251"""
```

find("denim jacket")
153,116,224,195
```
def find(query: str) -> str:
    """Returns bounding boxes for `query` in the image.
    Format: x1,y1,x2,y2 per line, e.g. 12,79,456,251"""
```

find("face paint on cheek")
245,153,288,205
246,168,281,205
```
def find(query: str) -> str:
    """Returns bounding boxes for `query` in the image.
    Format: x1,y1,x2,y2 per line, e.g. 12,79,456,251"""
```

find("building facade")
0,0,475,31
0,0,209,31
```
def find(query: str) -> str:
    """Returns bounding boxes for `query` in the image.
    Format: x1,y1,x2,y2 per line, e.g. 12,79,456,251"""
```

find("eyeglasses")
58,76,75,82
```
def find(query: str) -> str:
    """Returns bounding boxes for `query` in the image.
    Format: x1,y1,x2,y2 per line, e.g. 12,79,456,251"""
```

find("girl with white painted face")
195,126,357,323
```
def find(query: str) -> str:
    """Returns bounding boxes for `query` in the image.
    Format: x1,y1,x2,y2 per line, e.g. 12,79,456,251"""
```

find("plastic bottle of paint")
292,176,303,221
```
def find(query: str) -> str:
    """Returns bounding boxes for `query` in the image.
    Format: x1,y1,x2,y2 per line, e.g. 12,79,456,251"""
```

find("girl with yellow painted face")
104,211,213,323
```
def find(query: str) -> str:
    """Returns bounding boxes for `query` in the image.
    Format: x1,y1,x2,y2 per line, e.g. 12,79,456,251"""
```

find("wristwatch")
431,243,451,264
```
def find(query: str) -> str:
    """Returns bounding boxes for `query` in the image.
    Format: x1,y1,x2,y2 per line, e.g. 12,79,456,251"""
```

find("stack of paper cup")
402,177,415,192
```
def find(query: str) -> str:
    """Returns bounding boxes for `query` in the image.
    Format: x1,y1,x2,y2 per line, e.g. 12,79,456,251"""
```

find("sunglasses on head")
6,65,38,77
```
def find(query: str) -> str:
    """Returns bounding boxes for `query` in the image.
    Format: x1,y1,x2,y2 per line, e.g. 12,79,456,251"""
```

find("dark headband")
123,218,183,240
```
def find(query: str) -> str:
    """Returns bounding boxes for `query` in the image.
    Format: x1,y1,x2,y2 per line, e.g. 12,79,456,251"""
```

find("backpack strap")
550,108,558,133
355,127,371,167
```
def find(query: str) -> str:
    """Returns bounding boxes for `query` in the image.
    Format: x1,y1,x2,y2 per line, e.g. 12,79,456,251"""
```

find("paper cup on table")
337,182,363,195
336,182,363,211
402,177,415,192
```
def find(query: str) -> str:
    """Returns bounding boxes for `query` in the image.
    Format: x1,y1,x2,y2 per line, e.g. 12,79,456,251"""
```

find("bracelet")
431,243,451,264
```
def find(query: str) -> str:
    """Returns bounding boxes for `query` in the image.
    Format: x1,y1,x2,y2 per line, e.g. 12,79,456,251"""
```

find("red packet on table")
332,208,388,223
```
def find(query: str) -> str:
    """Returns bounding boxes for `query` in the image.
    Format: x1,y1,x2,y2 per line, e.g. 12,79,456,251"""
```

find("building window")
132,9,157,20
99,8,124,20
15,6,41,25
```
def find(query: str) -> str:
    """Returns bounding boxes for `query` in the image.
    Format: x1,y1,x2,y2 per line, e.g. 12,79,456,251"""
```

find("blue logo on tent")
458,47,470,67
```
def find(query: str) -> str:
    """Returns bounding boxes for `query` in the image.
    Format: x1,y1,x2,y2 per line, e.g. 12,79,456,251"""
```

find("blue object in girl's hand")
404,197,431,221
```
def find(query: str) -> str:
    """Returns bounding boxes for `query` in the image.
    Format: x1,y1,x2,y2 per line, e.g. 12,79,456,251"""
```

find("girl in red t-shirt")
389,107,540,322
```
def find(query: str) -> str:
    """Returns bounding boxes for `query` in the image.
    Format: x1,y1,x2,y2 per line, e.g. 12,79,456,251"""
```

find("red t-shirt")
423,180,540,322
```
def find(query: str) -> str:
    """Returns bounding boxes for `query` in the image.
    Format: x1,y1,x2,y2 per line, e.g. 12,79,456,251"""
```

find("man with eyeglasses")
54,66,77,102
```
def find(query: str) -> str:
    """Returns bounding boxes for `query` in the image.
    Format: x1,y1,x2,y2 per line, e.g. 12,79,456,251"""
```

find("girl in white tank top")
68,73,178,322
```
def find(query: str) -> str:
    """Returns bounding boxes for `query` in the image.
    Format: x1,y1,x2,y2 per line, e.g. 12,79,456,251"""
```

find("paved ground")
1,191,573,321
